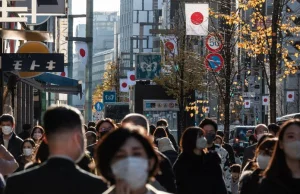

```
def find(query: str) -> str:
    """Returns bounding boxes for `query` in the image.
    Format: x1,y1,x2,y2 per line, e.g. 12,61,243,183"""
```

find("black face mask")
206,133,216,144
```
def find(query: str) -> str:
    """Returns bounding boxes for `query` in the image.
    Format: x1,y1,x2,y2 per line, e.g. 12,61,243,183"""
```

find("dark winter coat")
239,169,263,194
173,151,228,194
165,127,178,152
0,133,23,160
222,143,236,165
258,176,300,194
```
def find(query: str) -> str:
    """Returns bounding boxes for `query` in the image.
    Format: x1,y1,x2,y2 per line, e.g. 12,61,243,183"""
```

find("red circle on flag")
191,12,204,25
130,75,135,81
288,94,293,98
122,82,127,88
165,41,175,51
79,48,86,57
246,102,249,105
60,72,66,77
264,98,268,102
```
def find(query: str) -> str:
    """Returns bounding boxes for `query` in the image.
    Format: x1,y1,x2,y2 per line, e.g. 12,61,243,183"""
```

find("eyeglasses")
99,127,112,132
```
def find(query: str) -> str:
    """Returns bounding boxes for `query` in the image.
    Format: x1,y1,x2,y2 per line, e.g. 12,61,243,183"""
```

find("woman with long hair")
259,119,300,194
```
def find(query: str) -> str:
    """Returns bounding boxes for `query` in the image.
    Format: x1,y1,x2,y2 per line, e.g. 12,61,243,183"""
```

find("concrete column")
22,82,26,125
16,82,22,132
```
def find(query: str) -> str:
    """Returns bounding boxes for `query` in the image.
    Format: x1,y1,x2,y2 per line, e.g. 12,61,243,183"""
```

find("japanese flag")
185,3,209,36
160,35,178,56
287,91,295,102
127,71,136,86
120,79,129,92
244,100,251,108
75,42,88,66
262,96,269,106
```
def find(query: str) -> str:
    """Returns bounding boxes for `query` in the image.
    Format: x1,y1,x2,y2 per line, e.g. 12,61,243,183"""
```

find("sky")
72,0,120,14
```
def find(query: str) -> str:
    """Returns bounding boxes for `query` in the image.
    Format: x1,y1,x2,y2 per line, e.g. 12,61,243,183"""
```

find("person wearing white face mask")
30,126,45,144
16,139,36,172
259,119,300,194
96,127,170,194
239,138,277,194
242,124,269,169
5,105,107,194
0,114,23,160
173,127,227,194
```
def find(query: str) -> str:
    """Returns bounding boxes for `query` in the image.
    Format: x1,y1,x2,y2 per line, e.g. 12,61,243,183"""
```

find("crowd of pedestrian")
0,104,299,194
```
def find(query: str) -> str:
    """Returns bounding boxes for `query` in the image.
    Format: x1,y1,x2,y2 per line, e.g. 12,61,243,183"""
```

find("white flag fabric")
160,35,178,56
75,41,88,66
185,3,209,36
262,96,269,106
287,91,295,102
127,71,136,86
120,79,129,92
244,100,250,108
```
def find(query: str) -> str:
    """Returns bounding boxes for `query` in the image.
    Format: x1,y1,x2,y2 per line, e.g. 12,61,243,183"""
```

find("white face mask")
23,148,33,156
2,126,13,135
111,157,148,190
283,141,300,160
257,154,271,169
33,133,42,140
196,136,207,149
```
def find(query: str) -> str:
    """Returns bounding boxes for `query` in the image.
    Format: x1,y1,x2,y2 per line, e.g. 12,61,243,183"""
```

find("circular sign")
17,41,50,78
191,12,204,25
95,102,104,112
205,33,223,53
288,94,293,98
205,53,224,72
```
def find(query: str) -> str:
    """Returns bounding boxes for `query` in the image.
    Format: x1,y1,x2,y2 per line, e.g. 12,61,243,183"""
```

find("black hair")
216,130,224,138
199,118,218,132
157,119,168,127
0,114,15,125
34,140,49,163
153,127,168,139
180,126,205,154
85,131,97,141
268,123,280,136
22,124,32,131
257,133,274,148
149,124,156,135
83,124,88,132
96,118,115,139
230,164,241,173
96,128,159,184
43,105,83,139
88,121,96,128
248,134,257,144
264,119,300,179
87,127,97,133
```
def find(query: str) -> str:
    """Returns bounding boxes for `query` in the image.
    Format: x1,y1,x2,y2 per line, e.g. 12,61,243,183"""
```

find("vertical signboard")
136,54,161,80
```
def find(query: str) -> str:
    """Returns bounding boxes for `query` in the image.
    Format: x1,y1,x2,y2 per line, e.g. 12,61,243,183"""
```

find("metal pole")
284,78,287,114
0,0,3,115
68,0,73,106
84,0,93,122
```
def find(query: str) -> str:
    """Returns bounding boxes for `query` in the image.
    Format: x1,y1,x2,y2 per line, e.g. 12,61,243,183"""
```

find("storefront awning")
20,73,82,97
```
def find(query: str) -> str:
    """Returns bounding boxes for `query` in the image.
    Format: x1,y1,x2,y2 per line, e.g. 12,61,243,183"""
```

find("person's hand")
115,179,130,194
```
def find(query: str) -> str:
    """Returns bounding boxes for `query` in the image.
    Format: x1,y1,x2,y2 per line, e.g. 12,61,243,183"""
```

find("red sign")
205,33,223,53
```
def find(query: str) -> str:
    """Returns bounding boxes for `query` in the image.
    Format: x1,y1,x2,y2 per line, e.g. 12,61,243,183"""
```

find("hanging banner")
287,91,295,102
120,79,129,92
262,96,269,106
185,3,209,36
127,71,136,86
75,42,88,66
160,35,178,56
244,100,251,109
136,54,161,80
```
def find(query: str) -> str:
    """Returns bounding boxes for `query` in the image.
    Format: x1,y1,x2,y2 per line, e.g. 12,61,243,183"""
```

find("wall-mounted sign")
143,100,179,111
136,54,161,80
57,17,68,64
1,53,64,72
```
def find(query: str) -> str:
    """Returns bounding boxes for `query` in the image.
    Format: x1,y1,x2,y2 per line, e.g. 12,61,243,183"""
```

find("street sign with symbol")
103,91,116,103
1,53,64,72
205,53,224,72
205,33,223,53
95,102,104,112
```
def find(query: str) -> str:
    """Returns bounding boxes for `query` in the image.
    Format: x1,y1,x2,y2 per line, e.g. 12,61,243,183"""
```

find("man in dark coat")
5,105,107,194
18,124,31,140
242,124,268,169
0,114,23,160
